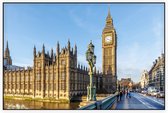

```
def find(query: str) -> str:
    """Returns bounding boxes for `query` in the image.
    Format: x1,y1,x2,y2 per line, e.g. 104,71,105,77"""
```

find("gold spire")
106,6,112,21
107,6,111,20
104,6,113,31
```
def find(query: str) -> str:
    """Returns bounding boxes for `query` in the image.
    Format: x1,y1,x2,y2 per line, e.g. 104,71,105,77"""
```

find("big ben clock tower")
102,8,117,93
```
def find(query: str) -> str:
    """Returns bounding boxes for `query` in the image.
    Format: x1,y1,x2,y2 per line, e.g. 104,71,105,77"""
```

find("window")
46,84,48,90
46,74,48,81
30,84,32,89
61,60,65,65
21,76,24,81
30,76,32,81
50,74,53,81
75,83,77,90
17,84,19,89
38,63,41,67
49,83,52,90
21,84,24,89
61,72,66,80
37,74,40,81
38,83,41,90
25,84,27,89
13,75,15,82
108,49,112,56
61,83,66,91
54,83,56,90
17,75,19,82
26,76,28,81
54,74,56,81
9,76,11,81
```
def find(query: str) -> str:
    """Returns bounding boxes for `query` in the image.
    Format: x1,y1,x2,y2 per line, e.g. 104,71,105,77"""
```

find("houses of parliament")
3,9,117,101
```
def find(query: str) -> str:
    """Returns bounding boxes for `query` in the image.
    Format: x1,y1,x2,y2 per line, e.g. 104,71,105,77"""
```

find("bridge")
78,92,165,110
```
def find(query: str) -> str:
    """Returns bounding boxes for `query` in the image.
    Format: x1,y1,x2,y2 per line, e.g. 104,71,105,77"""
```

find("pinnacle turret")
4,41,10,58
34,45,36,56
68,39,70,50
42,44,45,57
4,40,12,65
57,41,60,55
51,48,53,58
74,43,77,55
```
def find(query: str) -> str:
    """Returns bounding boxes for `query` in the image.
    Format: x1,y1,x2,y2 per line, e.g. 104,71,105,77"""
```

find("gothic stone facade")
102,9,117,93
4,8,117,100
4,41,101,101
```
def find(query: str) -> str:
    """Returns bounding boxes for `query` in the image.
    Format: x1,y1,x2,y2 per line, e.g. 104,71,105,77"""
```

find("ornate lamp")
88,41,94,53
93,55,96,64
86,40,97,101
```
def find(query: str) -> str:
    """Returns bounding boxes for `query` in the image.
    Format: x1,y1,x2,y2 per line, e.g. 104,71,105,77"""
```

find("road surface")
113,92,164,110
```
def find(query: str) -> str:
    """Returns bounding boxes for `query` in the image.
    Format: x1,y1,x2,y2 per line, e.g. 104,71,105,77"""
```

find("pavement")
112,92,165,110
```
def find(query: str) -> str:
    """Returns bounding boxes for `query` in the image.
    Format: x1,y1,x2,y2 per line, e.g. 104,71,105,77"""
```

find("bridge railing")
78,92,118,110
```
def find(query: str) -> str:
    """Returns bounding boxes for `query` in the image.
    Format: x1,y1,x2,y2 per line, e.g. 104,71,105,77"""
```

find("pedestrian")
120,91,123,101
126,89,128,98
128,90,131,98
117,92,119,101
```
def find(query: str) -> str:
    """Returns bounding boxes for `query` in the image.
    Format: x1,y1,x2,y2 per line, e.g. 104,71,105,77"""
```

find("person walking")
117,92,119,101
120,91,123,101
126,89,128,98
128,90,131,98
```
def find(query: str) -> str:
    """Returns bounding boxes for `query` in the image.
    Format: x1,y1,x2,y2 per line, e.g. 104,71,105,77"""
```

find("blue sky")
4,3,164,83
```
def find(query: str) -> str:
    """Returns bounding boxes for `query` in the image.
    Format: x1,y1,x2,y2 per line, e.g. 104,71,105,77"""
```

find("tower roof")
4,40,10,58
103,7,114,33
106,7,112,21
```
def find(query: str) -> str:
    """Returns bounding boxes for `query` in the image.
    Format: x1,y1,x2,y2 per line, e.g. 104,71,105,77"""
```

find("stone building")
102,8,117,93
148,53,165,91
4,40,102,101
4,8,117,101
140,70,149,89
119,78,133,91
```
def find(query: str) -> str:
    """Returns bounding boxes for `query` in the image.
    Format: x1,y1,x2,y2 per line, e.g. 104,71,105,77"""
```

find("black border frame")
2,2,166,110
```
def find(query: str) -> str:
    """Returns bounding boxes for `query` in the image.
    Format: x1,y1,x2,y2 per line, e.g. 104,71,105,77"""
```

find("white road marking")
132,93,157,109
139,93,164,106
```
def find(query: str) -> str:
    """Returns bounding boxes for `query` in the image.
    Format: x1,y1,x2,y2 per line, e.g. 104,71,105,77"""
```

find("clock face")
105,36,112,43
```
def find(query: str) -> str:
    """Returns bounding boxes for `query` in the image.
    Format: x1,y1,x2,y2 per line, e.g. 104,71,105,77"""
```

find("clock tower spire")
103,7,114,34
102,7,117,93
106,7,113,26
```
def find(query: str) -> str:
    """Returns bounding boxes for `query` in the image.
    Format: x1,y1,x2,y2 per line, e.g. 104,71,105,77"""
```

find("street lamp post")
86,40,97,101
